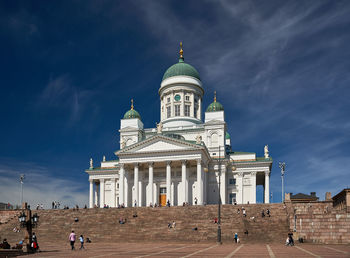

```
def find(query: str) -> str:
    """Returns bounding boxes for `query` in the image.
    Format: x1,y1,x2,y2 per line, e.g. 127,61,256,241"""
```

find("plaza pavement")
27,242,350,257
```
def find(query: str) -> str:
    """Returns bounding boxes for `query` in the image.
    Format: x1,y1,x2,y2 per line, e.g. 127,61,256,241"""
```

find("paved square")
25,242,350,257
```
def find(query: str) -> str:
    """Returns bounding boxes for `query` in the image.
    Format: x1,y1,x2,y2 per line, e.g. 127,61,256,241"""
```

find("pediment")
116,135,202,155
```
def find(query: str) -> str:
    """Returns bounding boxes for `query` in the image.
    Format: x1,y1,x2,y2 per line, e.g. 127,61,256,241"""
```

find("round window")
174,94,181,101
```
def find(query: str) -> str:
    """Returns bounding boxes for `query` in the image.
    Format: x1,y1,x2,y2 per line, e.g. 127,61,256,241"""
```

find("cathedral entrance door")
159,187,166,206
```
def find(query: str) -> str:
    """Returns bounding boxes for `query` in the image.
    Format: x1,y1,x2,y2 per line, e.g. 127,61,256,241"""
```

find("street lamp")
20,174,25,206
18,204,39,253
217,145,224,244
279,162,286,202
18,212,27,227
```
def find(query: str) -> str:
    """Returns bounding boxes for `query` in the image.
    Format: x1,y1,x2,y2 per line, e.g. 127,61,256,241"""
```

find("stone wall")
0,210,18,224
286,201,350,244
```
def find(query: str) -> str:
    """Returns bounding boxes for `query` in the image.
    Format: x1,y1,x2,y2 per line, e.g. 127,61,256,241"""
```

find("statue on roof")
264,145,269,159
103,155,106,162
196,134,202,144
90,158,93,169
120,138,126,149
157,122,163,134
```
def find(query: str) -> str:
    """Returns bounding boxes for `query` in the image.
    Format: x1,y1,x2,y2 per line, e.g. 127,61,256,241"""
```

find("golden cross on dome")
214,91,217,102
179,42,184,59
131,99,134,110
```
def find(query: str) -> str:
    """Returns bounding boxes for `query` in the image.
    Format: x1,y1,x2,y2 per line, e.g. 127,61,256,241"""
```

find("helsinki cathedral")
86,43,272,208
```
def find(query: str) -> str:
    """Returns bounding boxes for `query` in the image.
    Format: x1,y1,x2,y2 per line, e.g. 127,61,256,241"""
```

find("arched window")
211,133,218,147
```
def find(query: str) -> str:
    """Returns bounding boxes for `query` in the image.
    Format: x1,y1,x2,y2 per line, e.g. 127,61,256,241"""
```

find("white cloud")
0,160,88,209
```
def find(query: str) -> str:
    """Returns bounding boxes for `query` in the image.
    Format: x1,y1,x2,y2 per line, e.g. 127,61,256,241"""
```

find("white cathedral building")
85,44,272,208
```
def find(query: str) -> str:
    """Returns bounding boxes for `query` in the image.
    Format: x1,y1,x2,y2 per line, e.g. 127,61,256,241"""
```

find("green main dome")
162,58,200,81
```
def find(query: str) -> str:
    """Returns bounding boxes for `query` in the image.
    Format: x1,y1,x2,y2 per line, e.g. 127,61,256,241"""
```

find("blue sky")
1,0,349,207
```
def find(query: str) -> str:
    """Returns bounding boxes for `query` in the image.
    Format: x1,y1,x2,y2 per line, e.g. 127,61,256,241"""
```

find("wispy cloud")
134,1,350,201
38,74,98,125
0,160,88,208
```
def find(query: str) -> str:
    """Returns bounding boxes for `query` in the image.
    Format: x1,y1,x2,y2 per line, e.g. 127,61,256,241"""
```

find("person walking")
69,230,76,250
234,232,238,243
79,235,85,250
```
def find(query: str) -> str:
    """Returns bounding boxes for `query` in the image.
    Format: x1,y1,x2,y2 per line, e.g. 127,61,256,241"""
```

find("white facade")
85,48,272,208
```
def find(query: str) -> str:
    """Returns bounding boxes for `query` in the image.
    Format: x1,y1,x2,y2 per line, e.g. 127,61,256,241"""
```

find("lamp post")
18,204,39,253
20,174,25,206
279,162,286,202
217,146,223,244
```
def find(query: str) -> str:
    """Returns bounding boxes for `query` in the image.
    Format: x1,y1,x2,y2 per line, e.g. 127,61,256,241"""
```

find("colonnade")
118,159,205,207
88,164,271,208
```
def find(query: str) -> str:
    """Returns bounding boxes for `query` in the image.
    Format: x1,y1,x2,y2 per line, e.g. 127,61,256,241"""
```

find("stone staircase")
0,204,289,245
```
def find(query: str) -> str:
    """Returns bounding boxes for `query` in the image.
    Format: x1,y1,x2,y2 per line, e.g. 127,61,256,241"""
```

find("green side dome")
123,109,141,119
206,101,224,112
123,100,141,119
162,58,200,81
225,132,230,139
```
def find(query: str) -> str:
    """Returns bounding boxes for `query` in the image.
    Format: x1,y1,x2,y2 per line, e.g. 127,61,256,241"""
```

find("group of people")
36,204,44,210
68,230,87,250
261,209,271,217
51,201,61,209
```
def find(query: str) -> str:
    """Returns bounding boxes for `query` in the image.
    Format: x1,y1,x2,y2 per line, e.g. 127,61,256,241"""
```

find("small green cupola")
123,99,141,120
206,91,224,112
162,42,200,81
225,132,230,139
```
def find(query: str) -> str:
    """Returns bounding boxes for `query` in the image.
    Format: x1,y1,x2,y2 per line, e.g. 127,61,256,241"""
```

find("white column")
198,97,202,120
171,91,174,118
264,171,270,203
197,159,203,205
180,160,187,205
94,183,99,207
134,163,139,206
181,92,185,116
237,172,243,204
148,162,154,206
251,172,257,204
139,179,143,207
119,164,125,206
99,179,105,208
166,161,171,204
111,178,116,207
89,179,93,208
185,164,189,203
220,165,226,204
191,93,195,117
124,171,129,207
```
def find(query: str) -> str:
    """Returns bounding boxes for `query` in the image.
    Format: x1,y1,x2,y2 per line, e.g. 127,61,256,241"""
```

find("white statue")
90,158,93,169
264,145,269,159
103,155,106,162
121,138,126,149
157,122,163,134
196,134,202,144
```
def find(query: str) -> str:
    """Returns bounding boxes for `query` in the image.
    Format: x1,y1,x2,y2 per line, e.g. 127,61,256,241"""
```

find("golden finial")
179,41,184,59
131,99,134,110
214,91,217,102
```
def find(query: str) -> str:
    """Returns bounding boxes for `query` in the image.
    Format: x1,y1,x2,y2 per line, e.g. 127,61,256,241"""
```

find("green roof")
123,109,141,120
206,101,224,112
225,132,230,139
162,58,200,81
